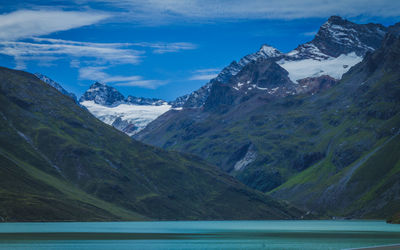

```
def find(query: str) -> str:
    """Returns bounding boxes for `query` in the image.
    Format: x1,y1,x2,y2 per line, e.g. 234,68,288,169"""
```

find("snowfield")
81,101,171,136
278,52,362,83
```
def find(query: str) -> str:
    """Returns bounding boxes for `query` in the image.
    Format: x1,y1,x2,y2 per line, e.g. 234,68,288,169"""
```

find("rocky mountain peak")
79,82,125,106
312,16,387,57
258,44,282,58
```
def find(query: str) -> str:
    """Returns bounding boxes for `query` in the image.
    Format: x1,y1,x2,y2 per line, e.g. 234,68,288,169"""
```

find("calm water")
0,220,399,249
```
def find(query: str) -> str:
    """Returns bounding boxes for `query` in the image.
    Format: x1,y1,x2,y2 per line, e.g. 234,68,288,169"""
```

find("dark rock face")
79,82,125,106
232,59,292,89
204,83,237,112
296,75,339,94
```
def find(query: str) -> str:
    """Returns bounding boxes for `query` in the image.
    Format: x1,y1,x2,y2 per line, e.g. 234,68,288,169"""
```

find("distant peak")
258,44,281,57
80,81,124,106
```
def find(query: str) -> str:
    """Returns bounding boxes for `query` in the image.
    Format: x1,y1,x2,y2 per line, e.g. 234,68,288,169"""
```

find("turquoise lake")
0,220,399,249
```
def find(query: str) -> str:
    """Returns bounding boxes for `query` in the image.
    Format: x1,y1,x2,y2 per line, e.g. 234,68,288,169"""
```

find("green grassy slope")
0,66,301,221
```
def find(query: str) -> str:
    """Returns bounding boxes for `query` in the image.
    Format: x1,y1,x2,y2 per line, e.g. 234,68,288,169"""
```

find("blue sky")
0,1,399,101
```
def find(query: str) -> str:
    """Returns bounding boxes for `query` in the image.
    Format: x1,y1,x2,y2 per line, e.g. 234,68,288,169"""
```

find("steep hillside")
270,23,400,218
136,20,400,220
0,66,301,221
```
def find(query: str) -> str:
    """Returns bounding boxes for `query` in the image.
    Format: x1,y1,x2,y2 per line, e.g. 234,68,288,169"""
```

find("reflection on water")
0,220,399,249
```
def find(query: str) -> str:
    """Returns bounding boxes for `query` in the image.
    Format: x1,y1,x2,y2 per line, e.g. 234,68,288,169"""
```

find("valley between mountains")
1,16,399,223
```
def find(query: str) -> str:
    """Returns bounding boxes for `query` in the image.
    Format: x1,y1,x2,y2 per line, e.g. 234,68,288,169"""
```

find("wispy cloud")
133,42,197,54
189,68,220,81
0,39,143,69
81,0,400,24
0,10,110,41
79,66,167,88
0,38,197,70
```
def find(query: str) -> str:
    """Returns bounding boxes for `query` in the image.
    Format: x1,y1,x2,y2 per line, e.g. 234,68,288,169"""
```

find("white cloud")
0,37,197,69
79,66,167,88
0,10,110,41
83,0,400,24
133,42,197,54
0,39,143,69
189,68,220,81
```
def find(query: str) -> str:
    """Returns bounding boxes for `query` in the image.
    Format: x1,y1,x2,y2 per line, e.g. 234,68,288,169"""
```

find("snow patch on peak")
81,100,171,136
278,52,362,83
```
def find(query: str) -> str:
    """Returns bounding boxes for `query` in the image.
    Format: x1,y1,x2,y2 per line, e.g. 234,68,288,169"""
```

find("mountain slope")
0,66,301,221
136,20,400,220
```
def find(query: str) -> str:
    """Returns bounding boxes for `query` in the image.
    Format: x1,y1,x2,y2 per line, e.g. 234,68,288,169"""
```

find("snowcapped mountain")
277,16,387,83
304,16,387,58
80,82,170,135
35,73,78,103
171,16,387,108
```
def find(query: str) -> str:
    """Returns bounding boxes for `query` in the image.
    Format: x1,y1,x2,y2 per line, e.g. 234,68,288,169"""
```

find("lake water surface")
0,220,399,249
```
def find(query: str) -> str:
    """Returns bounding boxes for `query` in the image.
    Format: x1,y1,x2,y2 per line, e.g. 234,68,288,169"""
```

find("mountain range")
135,17,400,221
167,16,386,109
5,15,399,223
